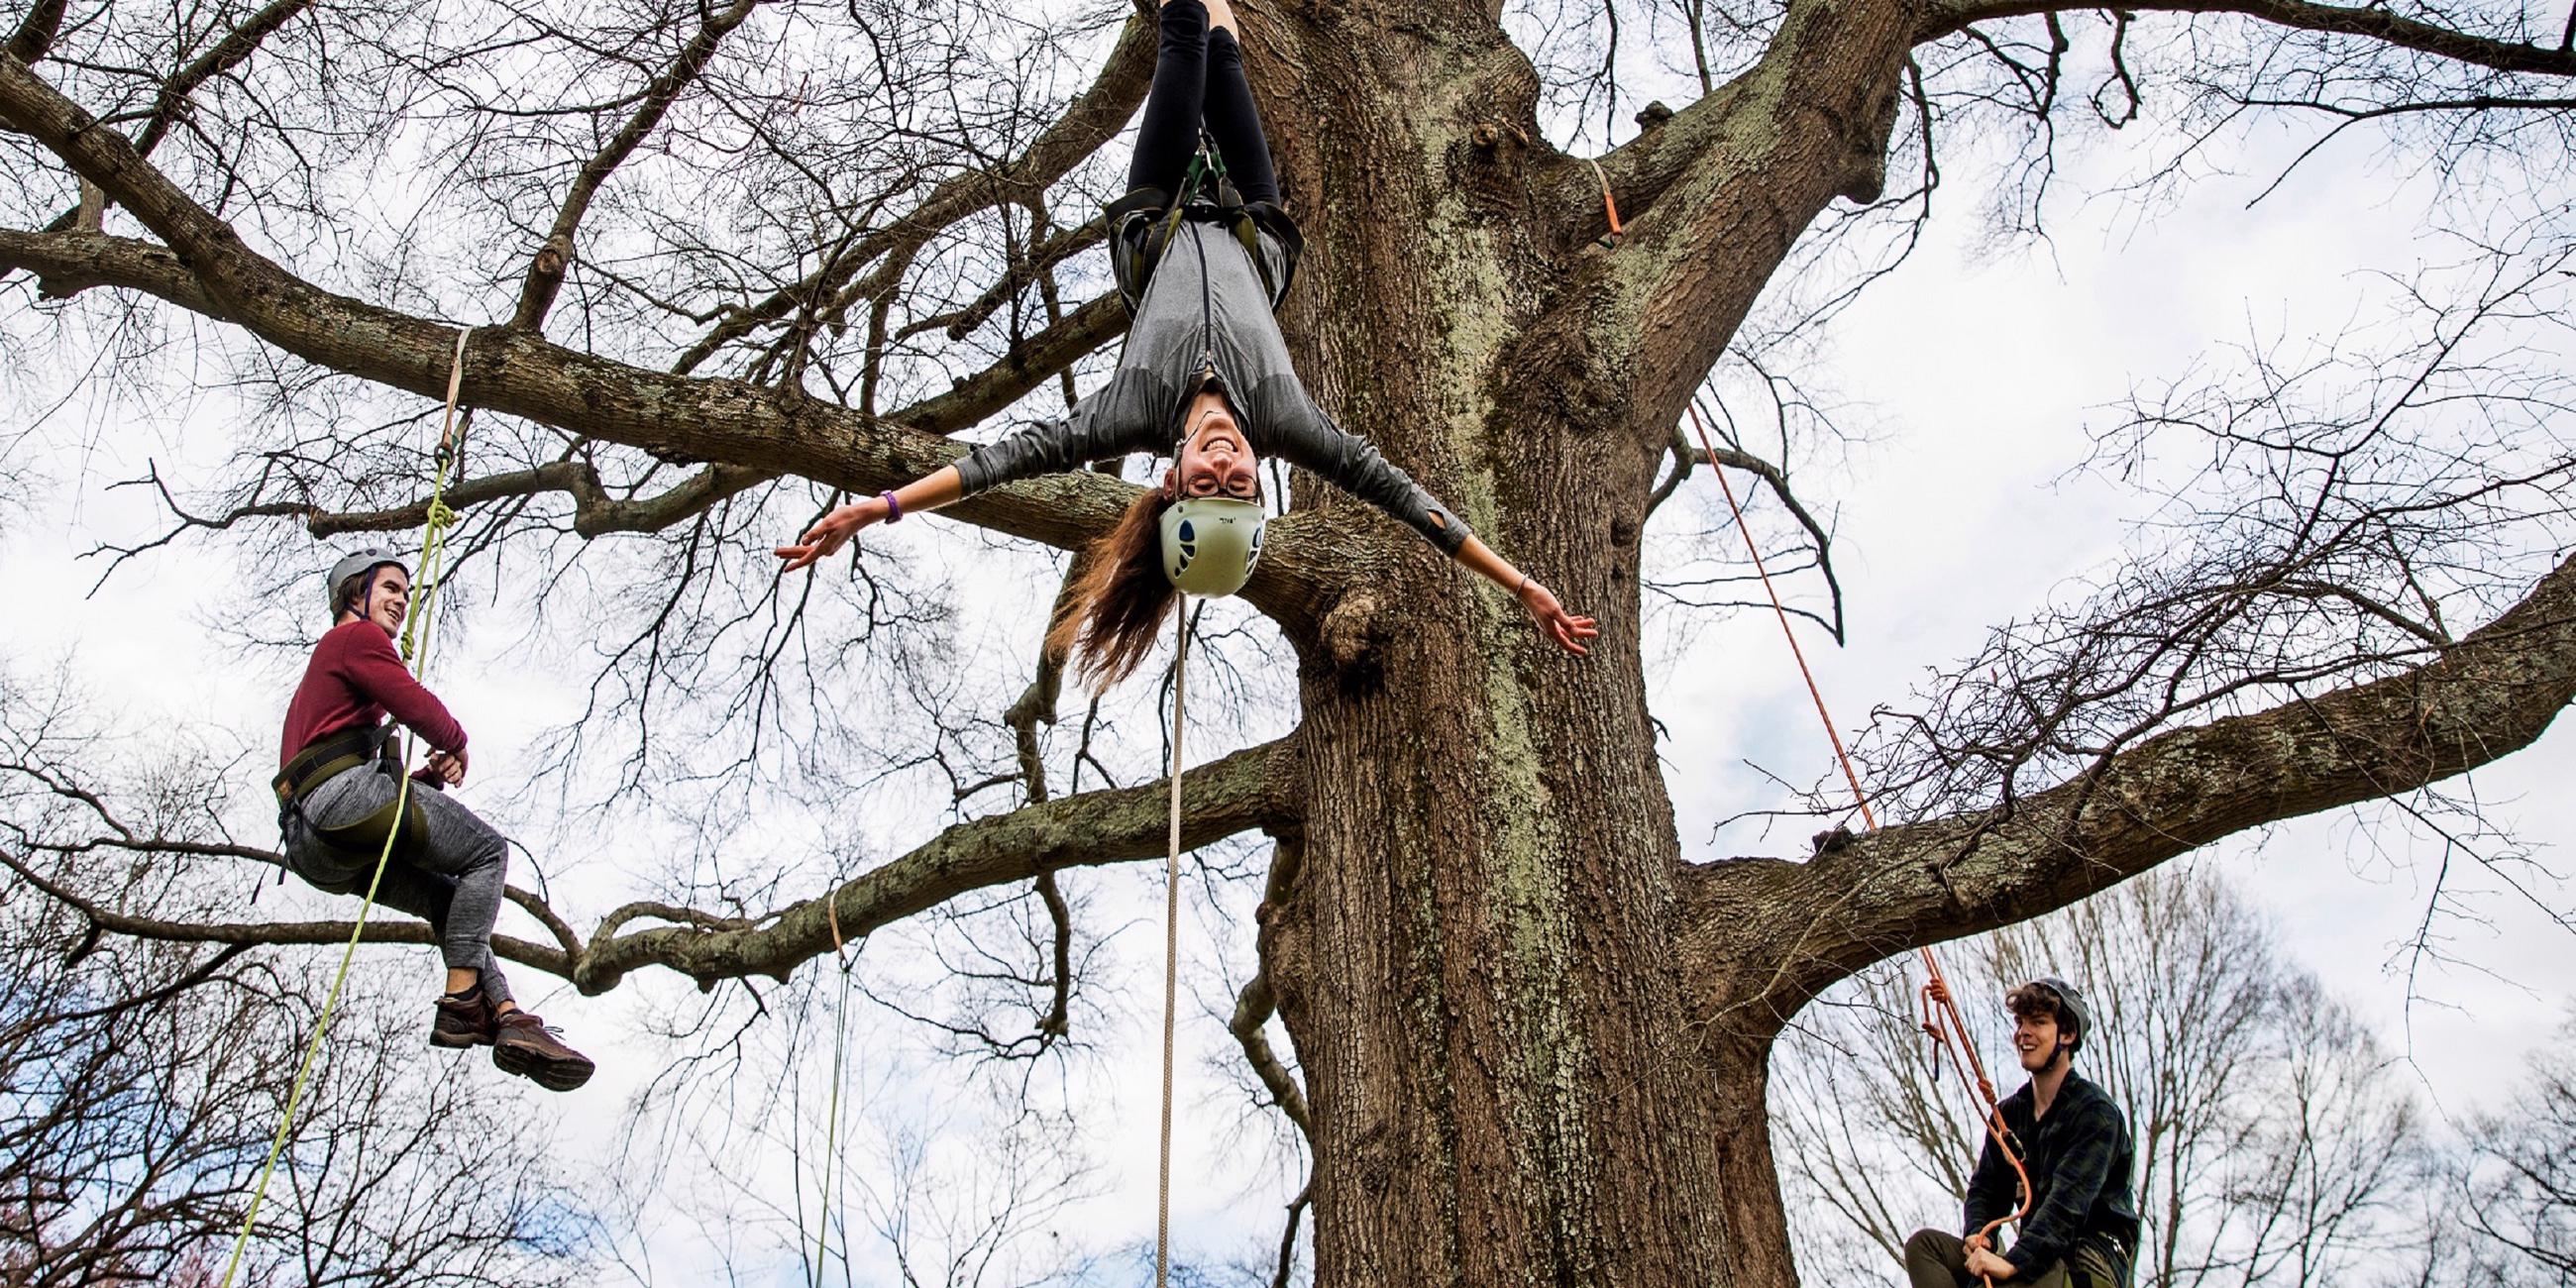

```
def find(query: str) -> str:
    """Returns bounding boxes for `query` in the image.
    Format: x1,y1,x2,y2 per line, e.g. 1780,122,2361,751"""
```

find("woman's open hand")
1519,579,1599,656
775,498,883,573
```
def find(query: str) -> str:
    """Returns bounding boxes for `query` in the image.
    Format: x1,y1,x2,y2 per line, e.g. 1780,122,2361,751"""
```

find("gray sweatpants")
282,761,515,1006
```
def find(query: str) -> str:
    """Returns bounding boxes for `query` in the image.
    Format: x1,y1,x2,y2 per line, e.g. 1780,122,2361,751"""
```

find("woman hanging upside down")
777,0,1597,684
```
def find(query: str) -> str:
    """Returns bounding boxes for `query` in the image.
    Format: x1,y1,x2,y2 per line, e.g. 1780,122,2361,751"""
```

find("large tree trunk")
1244,6,1902,1283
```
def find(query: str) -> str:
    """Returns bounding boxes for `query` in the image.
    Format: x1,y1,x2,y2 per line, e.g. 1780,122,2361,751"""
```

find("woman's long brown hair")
1046,486,1180,688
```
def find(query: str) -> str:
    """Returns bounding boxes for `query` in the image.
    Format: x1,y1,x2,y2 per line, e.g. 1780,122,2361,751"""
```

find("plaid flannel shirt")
1964,1070,2141,1277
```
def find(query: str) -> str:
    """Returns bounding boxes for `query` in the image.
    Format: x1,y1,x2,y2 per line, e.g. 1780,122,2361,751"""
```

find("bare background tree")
0,666,596,1286
2452,1016,2576,1288
2,0,2572,1283
1772,863,2445,1287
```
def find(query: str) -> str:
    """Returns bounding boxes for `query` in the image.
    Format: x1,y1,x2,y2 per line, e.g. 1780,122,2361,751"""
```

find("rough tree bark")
3,0,2572,1283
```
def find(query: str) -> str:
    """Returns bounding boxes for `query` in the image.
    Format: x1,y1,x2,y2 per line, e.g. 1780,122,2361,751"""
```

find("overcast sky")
3,10,2571,1285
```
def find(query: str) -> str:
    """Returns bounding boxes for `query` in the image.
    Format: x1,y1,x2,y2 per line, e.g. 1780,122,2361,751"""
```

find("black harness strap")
271,723,432,872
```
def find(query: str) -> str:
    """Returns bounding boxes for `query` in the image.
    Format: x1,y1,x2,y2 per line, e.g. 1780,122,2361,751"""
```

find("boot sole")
430,1028,494,1049
494,1040,595,1092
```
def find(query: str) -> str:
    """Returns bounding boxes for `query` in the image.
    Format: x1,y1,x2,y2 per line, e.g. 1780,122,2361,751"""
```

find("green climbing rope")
218,326,476,1288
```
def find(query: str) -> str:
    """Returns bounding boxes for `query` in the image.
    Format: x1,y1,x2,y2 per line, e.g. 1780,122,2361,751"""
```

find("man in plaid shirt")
1904,978,2140,1287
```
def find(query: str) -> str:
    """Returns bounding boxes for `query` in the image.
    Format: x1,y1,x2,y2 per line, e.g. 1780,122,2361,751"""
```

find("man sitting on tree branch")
1906,978,2138,1288
271,551,596,1092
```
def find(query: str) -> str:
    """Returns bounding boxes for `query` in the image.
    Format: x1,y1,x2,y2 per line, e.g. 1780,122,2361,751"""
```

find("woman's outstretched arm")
774,467,964,573
1450,532,1599,657
776,372,1161,573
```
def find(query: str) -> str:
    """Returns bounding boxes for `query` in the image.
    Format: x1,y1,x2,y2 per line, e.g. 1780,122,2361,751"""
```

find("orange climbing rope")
1587,159,1625,249
1681,402,2033,1270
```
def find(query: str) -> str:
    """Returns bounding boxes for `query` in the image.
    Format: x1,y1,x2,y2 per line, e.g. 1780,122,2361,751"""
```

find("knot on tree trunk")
1320,589,1389,693
1835,78,1904,204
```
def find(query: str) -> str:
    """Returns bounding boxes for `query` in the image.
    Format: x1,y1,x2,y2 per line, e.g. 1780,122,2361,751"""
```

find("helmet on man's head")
1159,497,1264,596
327,549,410,619
2007,976,2093,1055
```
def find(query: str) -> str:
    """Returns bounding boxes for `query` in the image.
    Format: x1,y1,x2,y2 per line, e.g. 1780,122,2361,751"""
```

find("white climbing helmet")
326,549,409,618
1159,496,1265,596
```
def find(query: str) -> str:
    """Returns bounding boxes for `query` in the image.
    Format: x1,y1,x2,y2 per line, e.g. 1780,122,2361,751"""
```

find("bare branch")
126,0,315,161
1230,833,1313,1140
512,0,767,332
892,292,1127,435
1687,549,2576,1023
1919,0,2576,76
666,12,1156,376
302,460,769,540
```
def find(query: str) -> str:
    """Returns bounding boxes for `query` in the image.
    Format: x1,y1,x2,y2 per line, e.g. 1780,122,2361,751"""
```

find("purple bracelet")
879,489,903,523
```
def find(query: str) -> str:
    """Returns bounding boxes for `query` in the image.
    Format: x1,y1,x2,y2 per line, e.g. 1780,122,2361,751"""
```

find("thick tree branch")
5,0,68,64
0,844,578,979
572,737,1302,992
1539,81,1753,251
1918,0,2576,75
0,57,1349,624
1512,0,1913,443
0,226,227,311
1683,550,2576,1031
512,0,765,332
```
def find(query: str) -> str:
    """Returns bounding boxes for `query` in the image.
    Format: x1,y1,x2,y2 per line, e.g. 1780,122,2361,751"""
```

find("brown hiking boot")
492,1011,595,1092
431,989,498,1048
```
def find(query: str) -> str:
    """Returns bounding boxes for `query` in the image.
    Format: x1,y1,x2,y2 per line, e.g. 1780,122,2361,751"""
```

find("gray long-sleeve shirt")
952,217,1471,555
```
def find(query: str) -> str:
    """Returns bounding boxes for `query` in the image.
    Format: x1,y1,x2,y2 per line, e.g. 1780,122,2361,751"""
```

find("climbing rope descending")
1155,601,1193,1288
219,327,477,1288
1587,159,1626,249
813,897,861,1288
1681,403,2033,1275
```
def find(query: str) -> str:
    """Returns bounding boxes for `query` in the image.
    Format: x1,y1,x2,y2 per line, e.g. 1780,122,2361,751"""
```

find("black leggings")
1128,0,1281,207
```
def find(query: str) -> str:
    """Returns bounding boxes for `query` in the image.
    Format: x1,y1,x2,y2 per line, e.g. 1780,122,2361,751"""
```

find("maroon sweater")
278,620,469,773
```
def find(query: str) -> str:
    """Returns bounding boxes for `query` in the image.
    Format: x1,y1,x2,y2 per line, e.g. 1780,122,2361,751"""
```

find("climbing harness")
270,722,434,872
1154,602,1194,1288
1106,135,1301,318
1681,403,2033,1280
219,326,477,1288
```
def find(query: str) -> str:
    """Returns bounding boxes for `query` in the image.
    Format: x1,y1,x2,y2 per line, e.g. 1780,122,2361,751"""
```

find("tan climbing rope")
1155,601,1193,1288
812,895,858,1288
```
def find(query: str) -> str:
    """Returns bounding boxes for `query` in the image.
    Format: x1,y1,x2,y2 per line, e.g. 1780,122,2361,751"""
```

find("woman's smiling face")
1168,388,1261,501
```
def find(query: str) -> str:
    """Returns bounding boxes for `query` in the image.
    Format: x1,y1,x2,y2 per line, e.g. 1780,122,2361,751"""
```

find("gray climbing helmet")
1159,497,1264,596
326,549,409,619
2025,976,2092,1054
